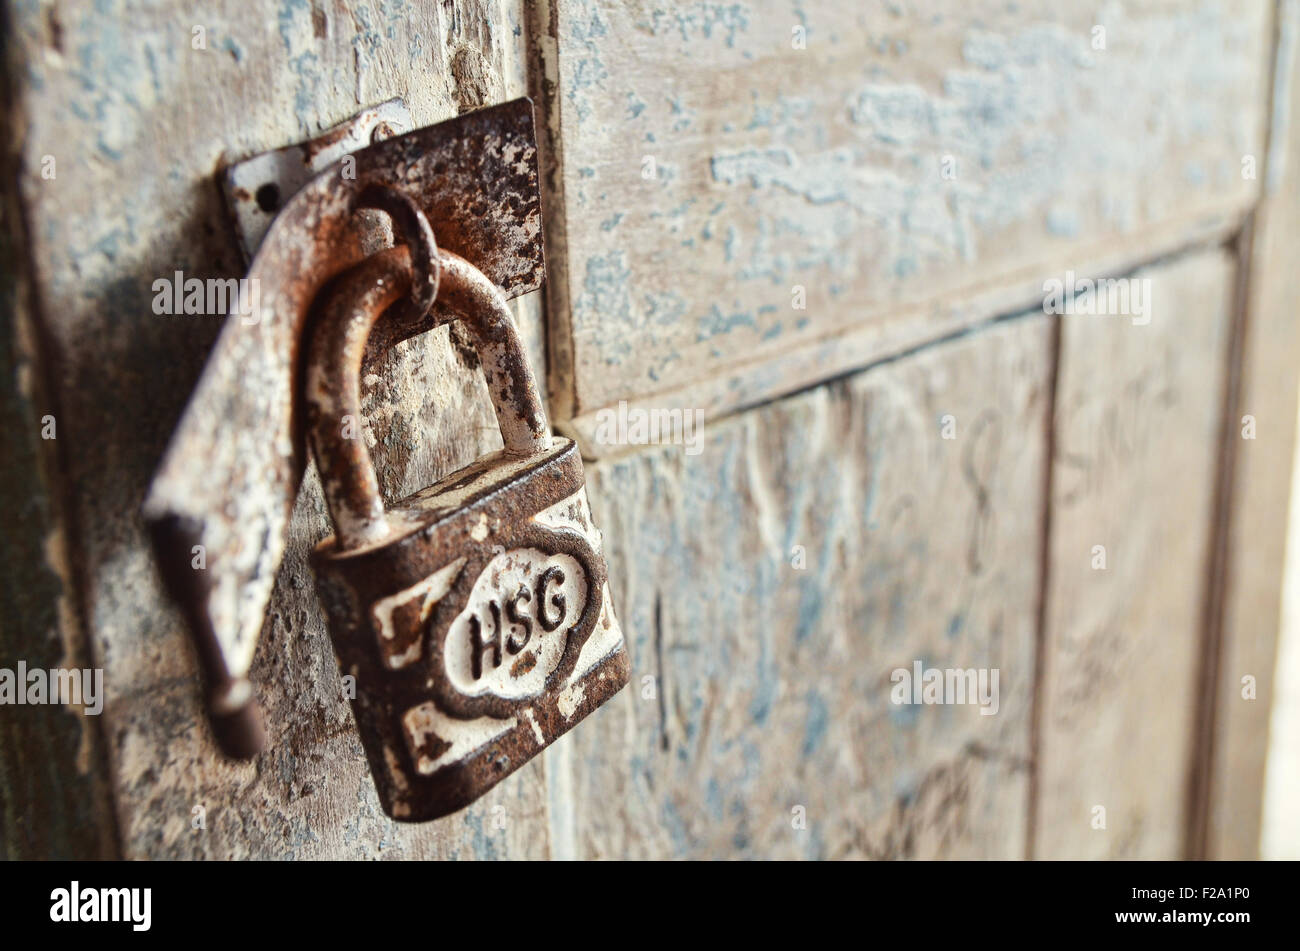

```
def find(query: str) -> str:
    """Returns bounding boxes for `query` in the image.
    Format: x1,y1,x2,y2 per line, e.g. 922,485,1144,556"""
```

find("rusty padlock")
305,236,629,822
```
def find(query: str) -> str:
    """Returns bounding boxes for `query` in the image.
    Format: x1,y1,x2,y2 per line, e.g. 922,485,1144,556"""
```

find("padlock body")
312,437,629,821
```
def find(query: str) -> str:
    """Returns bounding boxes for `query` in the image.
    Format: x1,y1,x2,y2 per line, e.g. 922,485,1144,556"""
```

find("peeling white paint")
402,701,515,775
370,557,467,669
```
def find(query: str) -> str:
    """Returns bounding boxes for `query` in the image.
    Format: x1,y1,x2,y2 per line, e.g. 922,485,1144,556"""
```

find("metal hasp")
222,98,415,260
143,99,545,759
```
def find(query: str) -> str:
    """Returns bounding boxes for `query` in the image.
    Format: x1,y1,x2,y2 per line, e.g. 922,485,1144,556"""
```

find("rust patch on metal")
510,652,538,678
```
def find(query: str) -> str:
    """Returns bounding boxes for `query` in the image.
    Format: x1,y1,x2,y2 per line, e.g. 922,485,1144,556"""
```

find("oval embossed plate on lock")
443,547,588,700
421,522,605,723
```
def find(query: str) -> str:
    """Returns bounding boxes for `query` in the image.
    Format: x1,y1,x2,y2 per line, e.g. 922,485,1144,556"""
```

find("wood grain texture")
534,0,1270,440
1205,0,1300,860
3,0,554,858
553,314,1049,859
1035,248,1234,860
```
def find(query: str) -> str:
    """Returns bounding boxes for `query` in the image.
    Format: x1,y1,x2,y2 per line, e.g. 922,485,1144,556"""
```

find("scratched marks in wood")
536,0,1269,441
5,0,554,857
553,314,1049,859
1035,249,1234,859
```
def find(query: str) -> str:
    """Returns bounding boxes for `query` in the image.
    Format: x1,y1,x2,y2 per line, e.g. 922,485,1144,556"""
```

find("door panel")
1206,2,1300,857
1036,248,1233,859
534,0,1269,440
570,314,1049,859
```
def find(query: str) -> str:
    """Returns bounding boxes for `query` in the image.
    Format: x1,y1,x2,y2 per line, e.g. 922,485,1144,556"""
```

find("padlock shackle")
306,245,551,550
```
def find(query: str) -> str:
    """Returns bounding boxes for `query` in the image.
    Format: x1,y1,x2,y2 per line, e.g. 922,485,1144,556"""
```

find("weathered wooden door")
1,0,1296,859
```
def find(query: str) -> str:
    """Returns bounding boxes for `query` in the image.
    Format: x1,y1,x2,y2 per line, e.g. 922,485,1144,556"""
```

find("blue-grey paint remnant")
644,291,687,326
803,691,830,757
889,700,920,728
724,225,741,262
696,303,757,342
794,582,823,644
1045,206,1079,237
222,36,245,63
669,95,695,132
711,147,856,206
564,1,611,123
638,3,752,48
